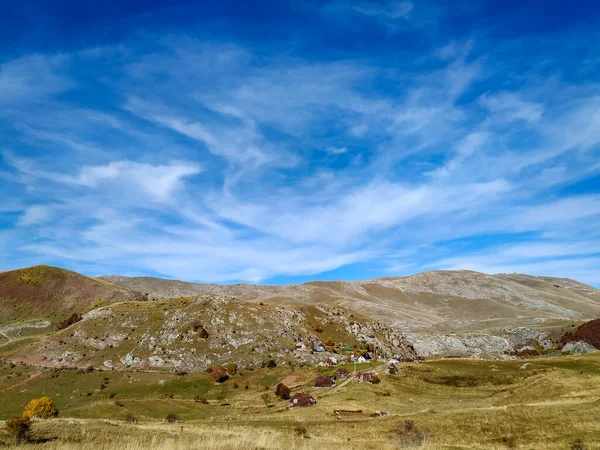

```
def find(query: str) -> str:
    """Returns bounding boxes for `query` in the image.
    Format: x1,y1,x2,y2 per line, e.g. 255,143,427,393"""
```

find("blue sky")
1,1,599,286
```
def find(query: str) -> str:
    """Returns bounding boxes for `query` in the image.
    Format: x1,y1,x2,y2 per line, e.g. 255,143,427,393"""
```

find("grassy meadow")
1,353,600,449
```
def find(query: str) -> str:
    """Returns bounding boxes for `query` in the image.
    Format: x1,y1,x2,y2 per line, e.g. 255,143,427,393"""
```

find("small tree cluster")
211,366,229,383
57,313,82,330
164,413,179,423
275,383,291,400
265,359,277,369
23,396,59,419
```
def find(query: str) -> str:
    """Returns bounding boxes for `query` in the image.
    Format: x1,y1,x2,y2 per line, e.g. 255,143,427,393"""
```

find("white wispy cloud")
0,26,599,285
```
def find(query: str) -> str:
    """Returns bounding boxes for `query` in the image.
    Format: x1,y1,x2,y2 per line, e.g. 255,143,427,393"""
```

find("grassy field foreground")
1,353,600,449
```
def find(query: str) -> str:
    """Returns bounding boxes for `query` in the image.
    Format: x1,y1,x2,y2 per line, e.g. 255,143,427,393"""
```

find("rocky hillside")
0,265,145,323
8,294,417,371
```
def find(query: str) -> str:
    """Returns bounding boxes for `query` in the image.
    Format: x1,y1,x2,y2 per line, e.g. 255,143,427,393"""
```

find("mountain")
0,265,145,323
101,270,600,332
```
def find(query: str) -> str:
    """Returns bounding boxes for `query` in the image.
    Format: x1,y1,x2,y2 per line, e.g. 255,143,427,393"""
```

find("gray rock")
562,341,597,354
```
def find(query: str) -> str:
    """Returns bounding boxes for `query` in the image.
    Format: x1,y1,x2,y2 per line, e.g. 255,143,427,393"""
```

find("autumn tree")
23,397,59,419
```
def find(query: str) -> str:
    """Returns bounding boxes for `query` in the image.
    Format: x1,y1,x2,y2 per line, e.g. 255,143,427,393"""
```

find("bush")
191,320,202,332
571,439,589,450
226,362,237,375
57,313,82,330
261,392,272,406
6,416,31,444
396,420,425,448
211,366,229,383
124,412,139,424
164,413,179,423
266,359,277,369
314,323,323,333
23,396,59,419
502,436,517,449
371,375,381,384
275,383,291,400
198,327,209,339
167,393,175,399
294,425,307,437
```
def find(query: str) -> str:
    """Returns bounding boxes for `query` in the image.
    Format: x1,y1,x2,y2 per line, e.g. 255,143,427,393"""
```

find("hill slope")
0,265,145,323
101,270,600,332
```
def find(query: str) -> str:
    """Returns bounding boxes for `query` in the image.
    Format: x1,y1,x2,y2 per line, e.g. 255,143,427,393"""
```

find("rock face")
562,341,597,354
16,294,417,371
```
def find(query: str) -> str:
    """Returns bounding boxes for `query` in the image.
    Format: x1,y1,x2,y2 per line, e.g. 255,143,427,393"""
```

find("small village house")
334,367,351,379
326,357,338,366
289,393,316,407
314,375,335,387
355,371,380,384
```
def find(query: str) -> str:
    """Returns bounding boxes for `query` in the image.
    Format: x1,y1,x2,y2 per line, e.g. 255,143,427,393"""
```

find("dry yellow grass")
2,353,600,449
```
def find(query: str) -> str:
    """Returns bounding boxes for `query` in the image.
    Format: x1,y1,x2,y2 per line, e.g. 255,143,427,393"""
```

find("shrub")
314,323,323,333
23,396,59,419
502,436,517,449
371,375,381,384
167,393,175,399
211,366,229,383
57,313,82,330
294,425,307,437
164,413,179,423
396,420,425,448
124,412,139,424
275,383,291,400
198,327,209,339
261,392,272,406
108,393,117,399
191,320,202,332
226,362,237,375
571,439,589,450
266,359,277,369
6,416,31,444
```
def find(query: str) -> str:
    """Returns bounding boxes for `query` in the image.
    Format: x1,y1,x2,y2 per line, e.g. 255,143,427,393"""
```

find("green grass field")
1,352,600,448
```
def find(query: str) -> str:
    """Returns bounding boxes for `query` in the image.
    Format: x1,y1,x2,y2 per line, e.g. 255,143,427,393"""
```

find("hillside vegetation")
0,266,144,323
